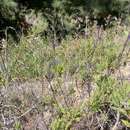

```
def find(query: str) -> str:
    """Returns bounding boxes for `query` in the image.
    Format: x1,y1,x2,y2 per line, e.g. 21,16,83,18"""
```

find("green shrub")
51,107,83,130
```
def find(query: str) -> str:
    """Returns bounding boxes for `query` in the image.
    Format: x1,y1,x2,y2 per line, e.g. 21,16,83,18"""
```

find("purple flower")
128,34,130,40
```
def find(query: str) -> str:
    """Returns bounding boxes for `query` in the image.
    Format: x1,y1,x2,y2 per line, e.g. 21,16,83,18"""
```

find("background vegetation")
1,0,130,130
0,0,130,41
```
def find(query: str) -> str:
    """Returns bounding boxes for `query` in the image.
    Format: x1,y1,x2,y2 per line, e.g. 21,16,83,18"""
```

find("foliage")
6,27,121,80
0,0,18,20
1,1,130,130
51,107,82,130
0,0,130,41
90,76,130,111
0,24,128,129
